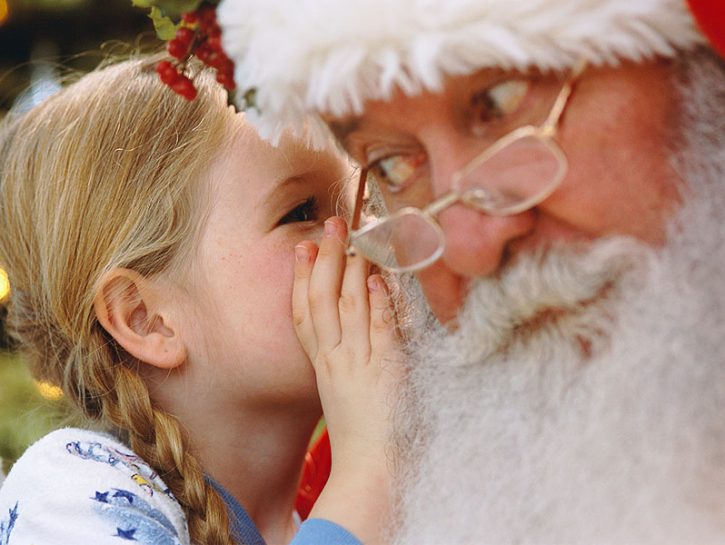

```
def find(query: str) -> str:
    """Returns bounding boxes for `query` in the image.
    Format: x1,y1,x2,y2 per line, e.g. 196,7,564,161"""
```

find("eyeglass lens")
352,211,443,271
457,134,564,214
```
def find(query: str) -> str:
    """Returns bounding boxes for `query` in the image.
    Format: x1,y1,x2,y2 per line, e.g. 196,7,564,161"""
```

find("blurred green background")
0,352,76,475
0,0,161,474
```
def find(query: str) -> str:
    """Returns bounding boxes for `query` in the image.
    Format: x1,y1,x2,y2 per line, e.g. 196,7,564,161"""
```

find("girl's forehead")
204,119,350,206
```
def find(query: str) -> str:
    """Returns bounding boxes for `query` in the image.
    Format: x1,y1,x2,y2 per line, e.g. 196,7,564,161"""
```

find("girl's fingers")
292,241,319,358
338,251,371,357
367,274,399,359
308,217,347,351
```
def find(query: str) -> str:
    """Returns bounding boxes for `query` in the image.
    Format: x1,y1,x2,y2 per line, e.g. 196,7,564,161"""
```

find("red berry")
181,11,199,24
205,51,222,69
171,76,196,100
194,42,213,63
198,5,217,29
219,58,234,74
216,71,236,90
167,38,189,60
156,59,173,74
207,23,222,38
207,51,232,71
175,27,196,46
206,34,222,52
156,60,179,85
171,76,197,100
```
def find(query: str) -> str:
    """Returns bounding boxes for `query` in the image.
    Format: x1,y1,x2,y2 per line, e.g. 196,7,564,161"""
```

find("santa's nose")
427,140,536,278
436,202,535,277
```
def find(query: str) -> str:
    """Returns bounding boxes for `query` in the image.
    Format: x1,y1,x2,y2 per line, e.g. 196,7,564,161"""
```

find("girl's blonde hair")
0,56,236,545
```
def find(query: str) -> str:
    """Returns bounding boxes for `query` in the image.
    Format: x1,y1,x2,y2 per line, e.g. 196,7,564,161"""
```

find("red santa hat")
217,0,714,147
687,0,725,58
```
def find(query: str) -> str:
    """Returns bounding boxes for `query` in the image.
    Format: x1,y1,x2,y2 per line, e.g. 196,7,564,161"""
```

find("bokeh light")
35,380,63,401
0,268,9,301
0,0,8,26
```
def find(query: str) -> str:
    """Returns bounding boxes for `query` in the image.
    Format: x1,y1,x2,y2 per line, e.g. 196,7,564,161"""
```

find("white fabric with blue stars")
0,428,188,545
0,428,363,545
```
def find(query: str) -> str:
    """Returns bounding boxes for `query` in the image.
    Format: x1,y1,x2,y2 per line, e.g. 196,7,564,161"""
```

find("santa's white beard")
392,51,725,545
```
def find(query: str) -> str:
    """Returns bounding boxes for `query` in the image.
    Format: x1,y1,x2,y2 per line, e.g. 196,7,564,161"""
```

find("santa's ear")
93,268,186,370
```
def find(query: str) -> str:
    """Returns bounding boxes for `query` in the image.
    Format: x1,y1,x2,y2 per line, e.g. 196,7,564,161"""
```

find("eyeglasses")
347,60,587,273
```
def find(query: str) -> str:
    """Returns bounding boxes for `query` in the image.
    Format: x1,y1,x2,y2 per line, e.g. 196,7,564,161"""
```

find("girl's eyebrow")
262,175,309,207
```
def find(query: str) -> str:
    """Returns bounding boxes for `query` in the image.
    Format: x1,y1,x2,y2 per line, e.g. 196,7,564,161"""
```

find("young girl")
0,56,401,545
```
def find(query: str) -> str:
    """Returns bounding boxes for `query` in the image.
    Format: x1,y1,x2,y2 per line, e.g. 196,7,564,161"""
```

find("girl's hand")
293,215,401,465
292,216,402,543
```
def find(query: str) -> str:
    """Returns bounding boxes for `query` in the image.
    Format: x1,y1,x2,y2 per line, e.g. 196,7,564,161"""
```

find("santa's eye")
368,152,427,194
471,79,530,124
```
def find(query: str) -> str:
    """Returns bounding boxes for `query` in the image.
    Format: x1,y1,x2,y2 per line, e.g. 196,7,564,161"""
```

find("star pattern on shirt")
115,527,138,540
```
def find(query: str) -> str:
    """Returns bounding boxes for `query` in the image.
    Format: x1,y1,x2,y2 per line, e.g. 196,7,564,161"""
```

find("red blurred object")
687,0,725,58
182,11,199,24
167,38,189,60
295,428,331,520
171,76,197,100
175,27,196,47
156,60,179,85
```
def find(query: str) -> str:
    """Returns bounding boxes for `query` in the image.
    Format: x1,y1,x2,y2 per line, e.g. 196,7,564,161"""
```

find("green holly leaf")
131,0,210,22
226,88,239,112
131,0,222,39
153,0,206,20
242,87,258,111
148,6,180,40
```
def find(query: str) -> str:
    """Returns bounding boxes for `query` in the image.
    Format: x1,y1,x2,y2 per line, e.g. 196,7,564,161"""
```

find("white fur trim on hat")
218,0,704,147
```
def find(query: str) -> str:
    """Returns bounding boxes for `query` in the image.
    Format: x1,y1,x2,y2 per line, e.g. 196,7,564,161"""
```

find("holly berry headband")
132,0,250,105
135,0,724,147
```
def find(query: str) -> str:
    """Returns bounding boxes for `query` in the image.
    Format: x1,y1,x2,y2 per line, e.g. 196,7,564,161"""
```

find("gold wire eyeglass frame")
346,59,588,273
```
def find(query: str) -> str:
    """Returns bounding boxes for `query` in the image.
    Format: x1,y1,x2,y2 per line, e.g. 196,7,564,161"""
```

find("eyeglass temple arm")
542,58,588,133
350,167,368,231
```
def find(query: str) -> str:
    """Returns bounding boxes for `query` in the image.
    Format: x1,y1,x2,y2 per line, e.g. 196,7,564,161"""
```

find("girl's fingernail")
367,276,381,292
324,218,337,237
295,245,310,263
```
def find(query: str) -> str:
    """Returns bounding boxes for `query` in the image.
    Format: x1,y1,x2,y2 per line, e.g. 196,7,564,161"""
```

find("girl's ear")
93,268,186,370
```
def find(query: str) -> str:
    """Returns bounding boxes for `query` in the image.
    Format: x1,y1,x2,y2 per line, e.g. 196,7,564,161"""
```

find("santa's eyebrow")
327,118,361,148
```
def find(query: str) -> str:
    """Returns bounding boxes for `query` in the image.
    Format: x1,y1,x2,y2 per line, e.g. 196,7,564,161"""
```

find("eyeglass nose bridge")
425,185,509,220
425,190,460,217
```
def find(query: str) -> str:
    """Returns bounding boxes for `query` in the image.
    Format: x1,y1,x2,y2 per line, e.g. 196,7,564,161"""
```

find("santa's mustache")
408,235,653,368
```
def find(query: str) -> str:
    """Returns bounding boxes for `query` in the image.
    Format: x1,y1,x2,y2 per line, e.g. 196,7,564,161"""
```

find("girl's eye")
279,196,319,225
471,79,530,124
369,152,426,194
